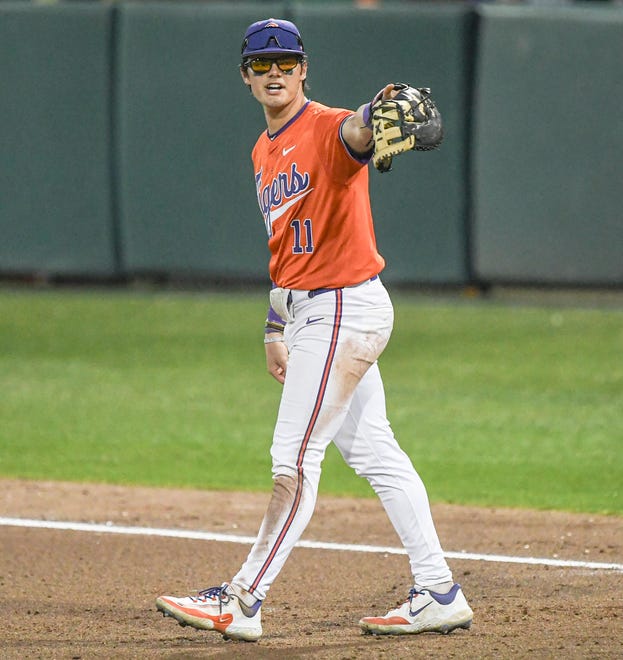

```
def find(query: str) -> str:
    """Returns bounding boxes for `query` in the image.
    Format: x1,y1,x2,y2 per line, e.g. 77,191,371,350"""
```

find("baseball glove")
371,84,443,173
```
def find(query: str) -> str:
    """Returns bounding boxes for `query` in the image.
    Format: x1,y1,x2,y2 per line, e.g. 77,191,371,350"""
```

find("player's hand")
344,84,407,156
380,83,404,101
265,337,288,384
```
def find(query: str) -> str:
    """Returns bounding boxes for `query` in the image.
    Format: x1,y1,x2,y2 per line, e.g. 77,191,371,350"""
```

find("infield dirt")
1,479,621,658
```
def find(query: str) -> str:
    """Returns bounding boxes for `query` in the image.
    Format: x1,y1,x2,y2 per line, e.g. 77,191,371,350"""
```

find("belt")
307,275,378,299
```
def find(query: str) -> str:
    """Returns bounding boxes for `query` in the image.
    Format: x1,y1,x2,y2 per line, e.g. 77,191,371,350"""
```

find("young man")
156,18,473,642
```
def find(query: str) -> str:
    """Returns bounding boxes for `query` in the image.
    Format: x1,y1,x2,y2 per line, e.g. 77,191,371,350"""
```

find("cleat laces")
406,587,422,604
192,585,232,610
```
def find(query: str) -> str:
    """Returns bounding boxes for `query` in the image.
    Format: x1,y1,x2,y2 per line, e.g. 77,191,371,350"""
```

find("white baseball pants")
232,277,452,601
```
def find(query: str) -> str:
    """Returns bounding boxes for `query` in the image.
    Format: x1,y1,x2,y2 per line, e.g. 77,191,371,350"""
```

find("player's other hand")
265,337,288,384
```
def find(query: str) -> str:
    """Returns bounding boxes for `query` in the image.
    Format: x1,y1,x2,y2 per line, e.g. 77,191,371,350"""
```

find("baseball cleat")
156,583,262,641
359,583,473,636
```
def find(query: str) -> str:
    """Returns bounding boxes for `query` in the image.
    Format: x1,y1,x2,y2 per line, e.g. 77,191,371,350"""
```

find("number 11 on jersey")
291,218,314,254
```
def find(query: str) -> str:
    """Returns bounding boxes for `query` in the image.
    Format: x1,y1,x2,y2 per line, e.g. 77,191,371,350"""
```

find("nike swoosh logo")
282,145,296,156
409,601,433,617
306,317,324,325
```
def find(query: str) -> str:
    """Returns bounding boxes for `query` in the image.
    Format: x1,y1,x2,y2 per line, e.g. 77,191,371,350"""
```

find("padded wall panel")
0,3,115,275
293,4,474,284
472,6,623,284
116,2,285,279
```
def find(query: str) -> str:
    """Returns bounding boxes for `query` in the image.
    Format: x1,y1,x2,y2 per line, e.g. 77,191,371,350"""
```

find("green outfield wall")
115,2,281,279
0,2,116,276
0,2,621,286
472,5,623,285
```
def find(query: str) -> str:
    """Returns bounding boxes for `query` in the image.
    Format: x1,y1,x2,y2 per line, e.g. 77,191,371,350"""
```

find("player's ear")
300,60,309,92
240,66,253,94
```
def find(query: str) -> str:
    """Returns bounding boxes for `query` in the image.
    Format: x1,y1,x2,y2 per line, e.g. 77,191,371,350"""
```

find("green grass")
0,288,621,515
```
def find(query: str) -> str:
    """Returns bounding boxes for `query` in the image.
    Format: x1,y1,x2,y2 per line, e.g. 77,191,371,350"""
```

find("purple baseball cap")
241,18,306,59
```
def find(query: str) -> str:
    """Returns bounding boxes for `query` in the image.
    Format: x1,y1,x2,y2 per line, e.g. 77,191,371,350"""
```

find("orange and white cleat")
156,582,262,641
360,583,473,636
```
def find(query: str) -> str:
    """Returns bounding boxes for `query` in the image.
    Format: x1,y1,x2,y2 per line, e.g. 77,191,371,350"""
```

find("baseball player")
156,18,473,641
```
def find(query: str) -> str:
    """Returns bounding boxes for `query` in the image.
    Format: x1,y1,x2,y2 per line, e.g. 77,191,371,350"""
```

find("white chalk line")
1,516,622,573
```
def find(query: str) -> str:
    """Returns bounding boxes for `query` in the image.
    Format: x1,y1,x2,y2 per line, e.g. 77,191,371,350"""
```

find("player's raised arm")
340,84,397,156
342,83,443,172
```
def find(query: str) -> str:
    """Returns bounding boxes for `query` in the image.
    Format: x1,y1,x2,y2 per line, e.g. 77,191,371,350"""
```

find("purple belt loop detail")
307,275,378,299
308,287,333,299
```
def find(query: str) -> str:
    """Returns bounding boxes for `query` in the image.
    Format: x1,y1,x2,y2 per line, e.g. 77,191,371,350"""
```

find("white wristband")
264,335,285,344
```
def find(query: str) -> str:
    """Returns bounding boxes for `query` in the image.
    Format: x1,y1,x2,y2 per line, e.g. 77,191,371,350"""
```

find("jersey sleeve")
312,107,368,183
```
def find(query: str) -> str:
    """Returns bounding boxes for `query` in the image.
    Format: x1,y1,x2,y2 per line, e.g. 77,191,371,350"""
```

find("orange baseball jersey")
252,100,385,290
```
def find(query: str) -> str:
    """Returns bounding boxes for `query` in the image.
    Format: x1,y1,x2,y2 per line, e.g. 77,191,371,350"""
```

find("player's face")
241,56,307,111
